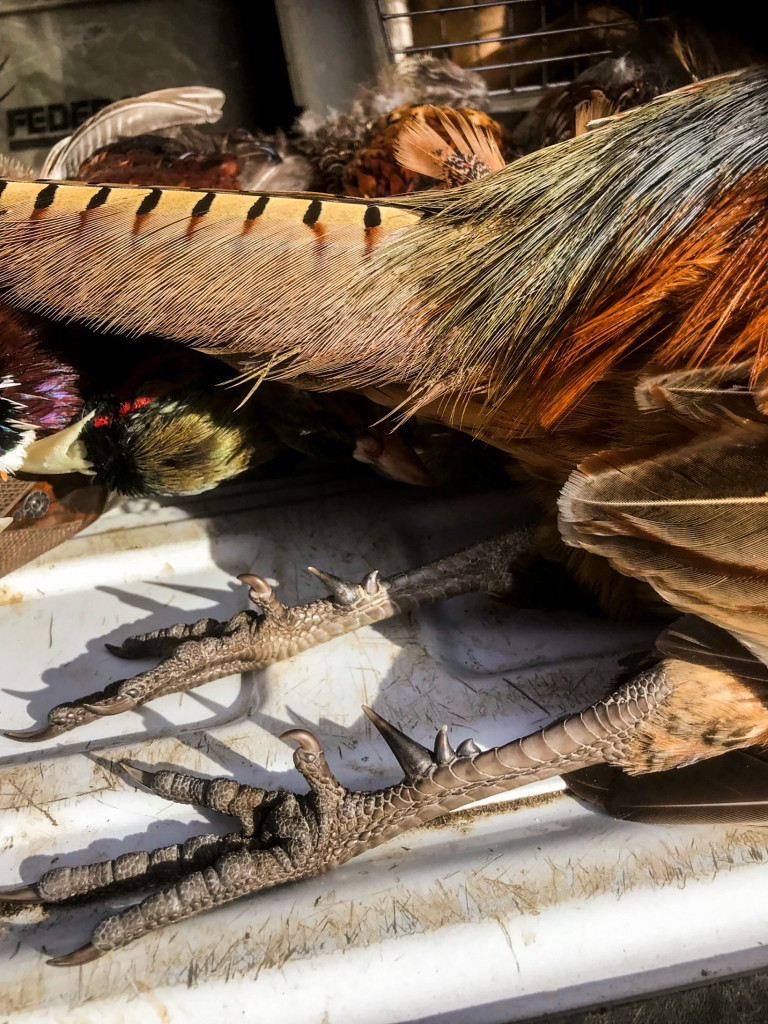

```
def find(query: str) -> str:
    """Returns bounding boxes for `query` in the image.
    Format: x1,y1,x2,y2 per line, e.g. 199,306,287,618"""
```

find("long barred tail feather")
0,181,426,392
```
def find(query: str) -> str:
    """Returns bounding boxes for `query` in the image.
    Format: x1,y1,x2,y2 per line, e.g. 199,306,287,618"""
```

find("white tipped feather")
0,428,36,476
40,86,225,179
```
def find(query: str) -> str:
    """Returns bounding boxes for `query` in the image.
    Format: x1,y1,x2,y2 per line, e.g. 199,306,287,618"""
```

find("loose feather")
394,107,505,186
40,87,225,180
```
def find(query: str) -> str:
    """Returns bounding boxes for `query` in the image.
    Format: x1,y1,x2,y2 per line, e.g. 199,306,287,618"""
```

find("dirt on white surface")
2,470,768,1022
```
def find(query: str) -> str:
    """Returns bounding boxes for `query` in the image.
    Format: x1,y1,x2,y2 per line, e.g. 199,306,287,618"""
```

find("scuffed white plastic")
2,470,767,1022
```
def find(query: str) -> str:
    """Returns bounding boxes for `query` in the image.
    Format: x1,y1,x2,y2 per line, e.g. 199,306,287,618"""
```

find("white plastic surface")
2,470,768,1022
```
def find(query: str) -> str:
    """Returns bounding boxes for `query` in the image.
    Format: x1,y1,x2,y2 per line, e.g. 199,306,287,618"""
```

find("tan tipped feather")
394,106,505,186
574,90,615,136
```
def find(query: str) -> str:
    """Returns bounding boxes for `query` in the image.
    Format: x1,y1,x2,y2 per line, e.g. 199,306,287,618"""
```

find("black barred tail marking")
34,184,58,209
187,192,216,236
79,186,112,227
242,195,269,236
136,189,162,217
86,187,111,211
303,199,323,228
30,183,58,220
133,188,163,234
363,204,382,256
303,198,326,251
191,192,216,219
363,206,382,229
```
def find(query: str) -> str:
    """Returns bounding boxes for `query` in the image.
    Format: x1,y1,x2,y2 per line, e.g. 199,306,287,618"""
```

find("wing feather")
559,421,768,662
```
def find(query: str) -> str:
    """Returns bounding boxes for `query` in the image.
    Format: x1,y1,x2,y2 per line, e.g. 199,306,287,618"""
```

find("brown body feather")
345,104,507,196
393,107,506,188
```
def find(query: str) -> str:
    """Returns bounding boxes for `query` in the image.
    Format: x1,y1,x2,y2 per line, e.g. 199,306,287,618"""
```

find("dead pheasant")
1,65,768,964
514,51,668,150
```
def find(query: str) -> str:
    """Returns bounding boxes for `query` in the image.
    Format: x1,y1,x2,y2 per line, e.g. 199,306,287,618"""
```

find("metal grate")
376,0,667,108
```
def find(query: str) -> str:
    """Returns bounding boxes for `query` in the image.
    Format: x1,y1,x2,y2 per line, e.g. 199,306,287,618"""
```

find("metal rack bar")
384,17,662,54
375,0,667,104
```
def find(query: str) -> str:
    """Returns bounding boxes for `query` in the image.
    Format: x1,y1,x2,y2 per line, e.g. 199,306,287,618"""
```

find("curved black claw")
237,572,273,597
120,761,156,790
47,943,103,967
82,697,136,717
281,728,323,753
0,884,42,903
3,724,62,742
104,642,137,660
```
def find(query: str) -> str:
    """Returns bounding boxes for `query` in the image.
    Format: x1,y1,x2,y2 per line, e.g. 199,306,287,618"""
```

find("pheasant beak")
353,428,436,487
20,412,96,476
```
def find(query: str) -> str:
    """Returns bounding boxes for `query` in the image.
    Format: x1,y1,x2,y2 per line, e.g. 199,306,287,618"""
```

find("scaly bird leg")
2,659,683,965
5,528,534,741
